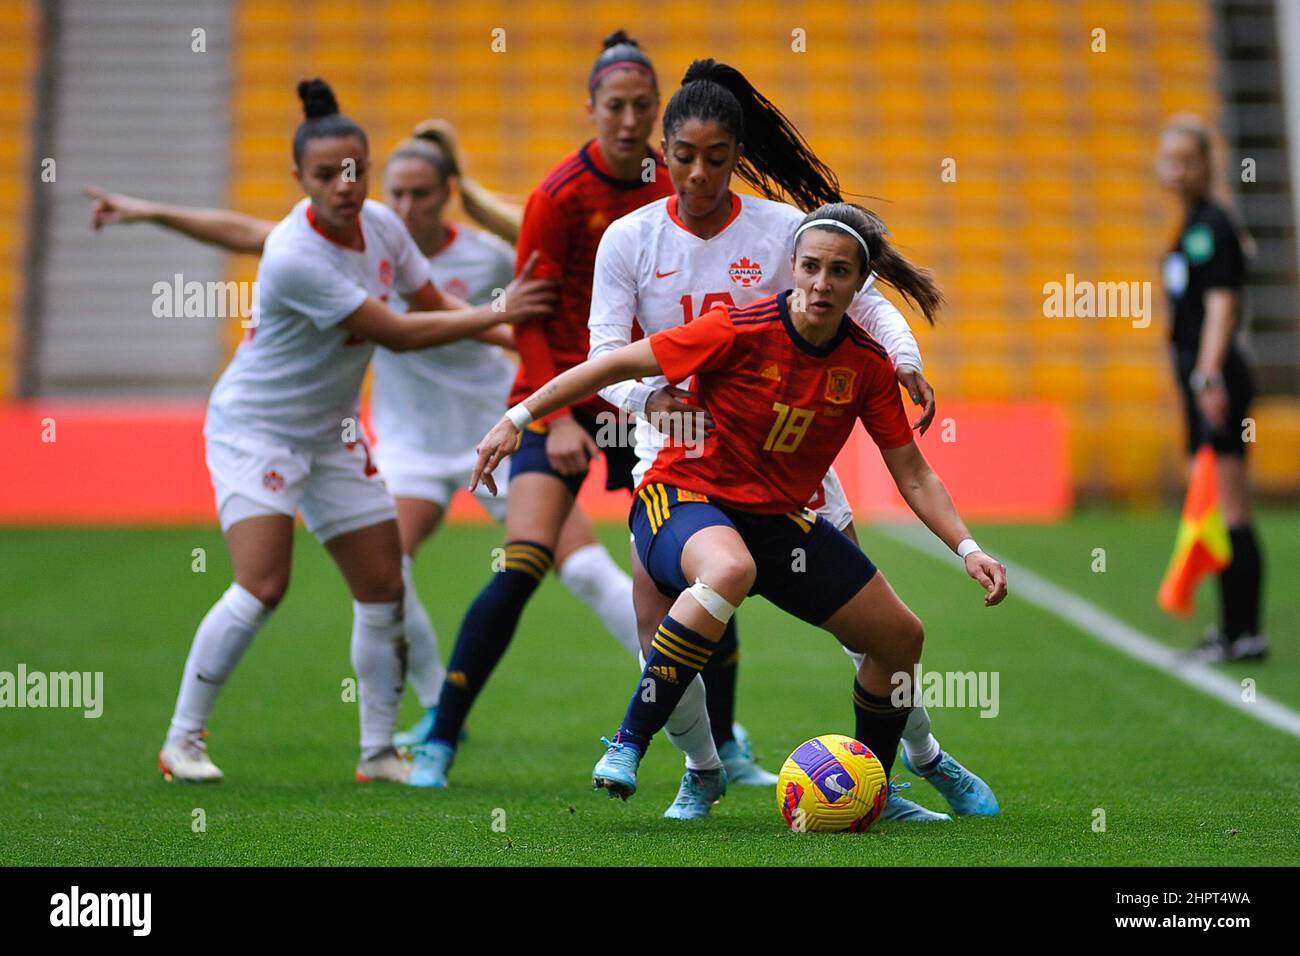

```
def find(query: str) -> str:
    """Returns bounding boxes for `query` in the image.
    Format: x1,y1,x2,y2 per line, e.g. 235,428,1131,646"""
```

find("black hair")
662,59,841,212
292,78,367,167
588,29,656,95
795,203,942,325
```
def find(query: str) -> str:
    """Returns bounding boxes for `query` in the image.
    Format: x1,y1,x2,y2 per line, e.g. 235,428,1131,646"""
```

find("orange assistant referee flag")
1158,445,1233,616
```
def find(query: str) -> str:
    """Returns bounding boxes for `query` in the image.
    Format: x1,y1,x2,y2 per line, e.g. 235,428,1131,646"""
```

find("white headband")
794,218,870,266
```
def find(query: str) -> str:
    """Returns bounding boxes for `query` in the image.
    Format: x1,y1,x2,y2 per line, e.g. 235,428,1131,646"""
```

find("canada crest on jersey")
378,258,394,288
824,366,856,404
728,256,762,287
444,276,469,300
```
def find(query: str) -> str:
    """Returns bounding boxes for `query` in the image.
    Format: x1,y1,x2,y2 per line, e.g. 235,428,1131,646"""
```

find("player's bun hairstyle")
796,203,943,326
292,78,367,166
664,59,841,213
588,30,656,95
385,121,457,182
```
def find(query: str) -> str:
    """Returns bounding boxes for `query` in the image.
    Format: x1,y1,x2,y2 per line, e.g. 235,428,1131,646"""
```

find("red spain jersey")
642,291,914,513
510,139,671,418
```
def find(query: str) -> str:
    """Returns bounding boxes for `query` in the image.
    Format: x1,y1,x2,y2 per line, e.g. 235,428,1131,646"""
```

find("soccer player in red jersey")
410,31,677,787
472,202,1009,816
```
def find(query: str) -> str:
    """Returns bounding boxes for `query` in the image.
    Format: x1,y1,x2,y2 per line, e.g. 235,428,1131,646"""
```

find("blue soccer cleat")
592,736,642,800
900,749,1000,816
393,707,468,749
663,767,727,820
881,781,952,822
719,722,779,786
408,741,455,788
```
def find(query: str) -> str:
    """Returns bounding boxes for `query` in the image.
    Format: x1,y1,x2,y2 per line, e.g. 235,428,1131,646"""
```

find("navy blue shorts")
509,406,637,496
629,482,878,627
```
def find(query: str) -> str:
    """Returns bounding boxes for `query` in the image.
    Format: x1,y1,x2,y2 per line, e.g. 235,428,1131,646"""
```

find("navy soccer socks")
851,680,910,778
429,541,552,747
614,614,719,753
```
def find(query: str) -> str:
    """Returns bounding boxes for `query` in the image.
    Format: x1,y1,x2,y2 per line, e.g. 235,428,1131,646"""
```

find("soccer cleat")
408,741,455,788
1184,626,1232,663
880,781,952,822
901,749,1000,816
355,748,412,784
393,707,469,749
158,729,223,783
719,722,779,786
592,736,642,800
1227,634,1269,662
662,767,727,820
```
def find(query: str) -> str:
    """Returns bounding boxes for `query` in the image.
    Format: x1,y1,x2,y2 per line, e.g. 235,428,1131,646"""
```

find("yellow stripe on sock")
504,551,551,576
654,627,711,668
650,637,704,670
503,559,546,581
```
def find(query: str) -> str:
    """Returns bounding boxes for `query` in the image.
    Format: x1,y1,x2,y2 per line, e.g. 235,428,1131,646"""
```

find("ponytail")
663,59,841,211
796,203,942,325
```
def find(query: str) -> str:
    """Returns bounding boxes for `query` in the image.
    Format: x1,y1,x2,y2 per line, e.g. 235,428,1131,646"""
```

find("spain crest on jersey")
825,367,856,404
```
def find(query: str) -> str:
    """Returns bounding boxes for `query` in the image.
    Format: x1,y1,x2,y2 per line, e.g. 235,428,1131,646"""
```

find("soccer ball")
777,734,889,833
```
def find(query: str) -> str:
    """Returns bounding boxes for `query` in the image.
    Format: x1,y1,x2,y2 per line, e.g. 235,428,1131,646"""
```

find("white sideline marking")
877,524,1300,741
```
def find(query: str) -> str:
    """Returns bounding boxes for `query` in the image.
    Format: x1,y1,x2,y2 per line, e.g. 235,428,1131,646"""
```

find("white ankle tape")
686,578,736,624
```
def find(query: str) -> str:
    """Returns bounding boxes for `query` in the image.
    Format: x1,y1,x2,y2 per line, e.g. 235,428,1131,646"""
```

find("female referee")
1157,114,1267,662
586,59,996,820
146,79,554,784
87,120,646,751
473,202,1008,817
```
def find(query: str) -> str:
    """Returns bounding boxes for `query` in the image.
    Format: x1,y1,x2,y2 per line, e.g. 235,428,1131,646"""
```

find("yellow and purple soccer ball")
777,734,889,833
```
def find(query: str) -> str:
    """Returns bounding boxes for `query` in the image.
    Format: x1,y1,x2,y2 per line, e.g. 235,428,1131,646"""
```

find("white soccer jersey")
588,192,923,482
370,223,516,476
205,198,431,447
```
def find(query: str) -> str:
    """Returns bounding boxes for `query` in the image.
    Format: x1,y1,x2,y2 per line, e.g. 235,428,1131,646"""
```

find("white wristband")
957,538,982,559
505,403,533,430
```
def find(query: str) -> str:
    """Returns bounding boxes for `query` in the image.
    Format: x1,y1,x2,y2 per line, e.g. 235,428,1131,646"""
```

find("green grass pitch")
1,507,1297,866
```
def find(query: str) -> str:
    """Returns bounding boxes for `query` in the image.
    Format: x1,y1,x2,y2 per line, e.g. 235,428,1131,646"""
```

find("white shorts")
373,444,509,522
206,431,397,542
812,466,855,531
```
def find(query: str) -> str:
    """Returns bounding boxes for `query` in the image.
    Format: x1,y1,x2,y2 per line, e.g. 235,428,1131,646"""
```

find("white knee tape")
686,578,736,624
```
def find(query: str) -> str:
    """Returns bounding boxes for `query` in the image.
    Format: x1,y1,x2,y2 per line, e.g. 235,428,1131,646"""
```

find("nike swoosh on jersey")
654,269,680,279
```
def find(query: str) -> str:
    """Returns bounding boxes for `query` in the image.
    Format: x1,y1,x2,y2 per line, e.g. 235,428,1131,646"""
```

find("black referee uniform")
1161,197,1266,657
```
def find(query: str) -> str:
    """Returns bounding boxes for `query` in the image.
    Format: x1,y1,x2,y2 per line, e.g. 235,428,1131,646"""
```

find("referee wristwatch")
1188,369,1224,393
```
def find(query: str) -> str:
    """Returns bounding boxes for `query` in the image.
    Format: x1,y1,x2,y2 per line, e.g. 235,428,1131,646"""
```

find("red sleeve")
514,189,569,421
648,307,737,384
858,358,914,449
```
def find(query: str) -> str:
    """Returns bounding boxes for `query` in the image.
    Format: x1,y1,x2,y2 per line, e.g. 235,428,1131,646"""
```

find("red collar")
306,204,365,251
666,191,743,239
430,222,459,256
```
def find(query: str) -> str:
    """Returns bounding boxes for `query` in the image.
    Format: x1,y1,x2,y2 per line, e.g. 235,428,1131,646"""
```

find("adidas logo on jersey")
728,256,763,287
761,363,781,382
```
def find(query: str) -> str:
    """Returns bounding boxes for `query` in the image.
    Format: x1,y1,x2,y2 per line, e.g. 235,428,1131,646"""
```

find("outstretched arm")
880,440,1007,606
471,339,662,494
84,185,273,254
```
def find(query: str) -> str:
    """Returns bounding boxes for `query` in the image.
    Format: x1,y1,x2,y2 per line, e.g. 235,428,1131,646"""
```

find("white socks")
350,599,407,758
558,543,641,658
843,645,941,768
401,556,444,708
168,583,271,742
638,651,722,771
901,703,941,769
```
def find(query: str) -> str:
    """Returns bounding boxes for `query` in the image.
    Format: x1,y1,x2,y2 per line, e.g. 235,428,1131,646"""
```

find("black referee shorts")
1173,347,1254,457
